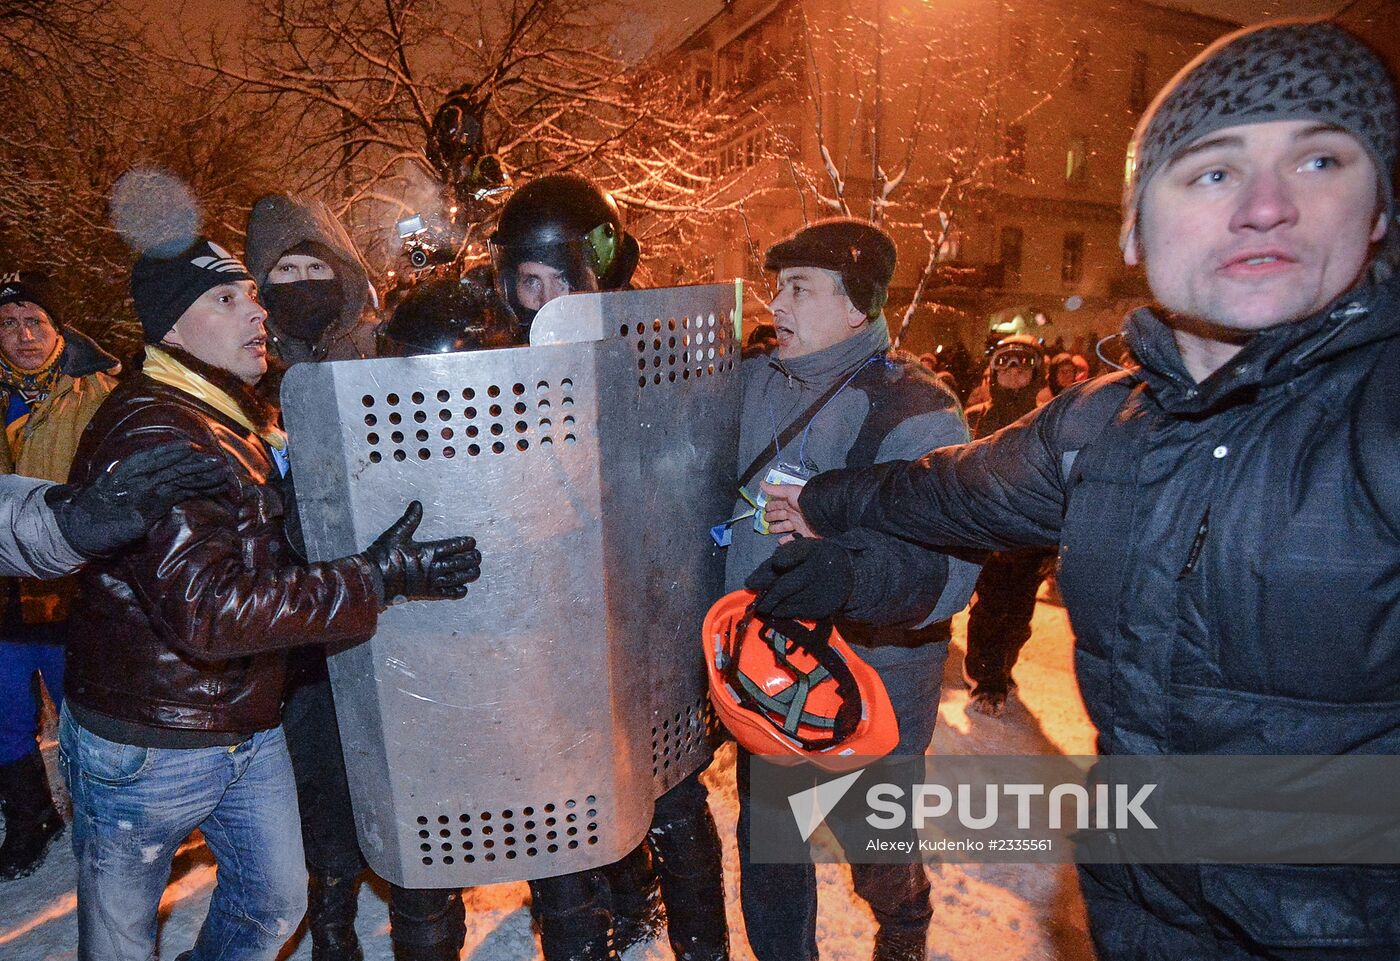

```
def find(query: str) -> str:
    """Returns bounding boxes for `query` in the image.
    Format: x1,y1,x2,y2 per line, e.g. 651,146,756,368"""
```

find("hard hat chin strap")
724,606,864,750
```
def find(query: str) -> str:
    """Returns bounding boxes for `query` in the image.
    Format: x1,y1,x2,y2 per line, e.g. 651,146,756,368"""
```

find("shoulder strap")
737,358,875,491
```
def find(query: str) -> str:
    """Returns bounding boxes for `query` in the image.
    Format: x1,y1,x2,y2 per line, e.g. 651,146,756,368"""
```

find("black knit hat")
764,218,897,318
0,271,56,320
130,238,255,343
1123,19,1399,250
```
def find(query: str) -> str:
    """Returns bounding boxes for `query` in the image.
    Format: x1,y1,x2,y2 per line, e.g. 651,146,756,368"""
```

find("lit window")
1000,226,1024,288
1005,124,1027,176
1071,40,1089,88
1129,51,1149,112
1066,137,1088,184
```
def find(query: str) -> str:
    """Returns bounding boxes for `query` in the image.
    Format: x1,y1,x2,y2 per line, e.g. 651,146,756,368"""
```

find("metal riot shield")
282,283,741,888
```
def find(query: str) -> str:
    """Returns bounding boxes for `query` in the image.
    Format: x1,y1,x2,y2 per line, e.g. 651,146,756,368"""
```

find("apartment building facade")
653,0,1235,351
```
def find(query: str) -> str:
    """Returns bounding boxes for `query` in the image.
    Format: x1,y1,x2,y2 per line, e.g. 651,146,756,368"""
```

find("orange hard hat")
702,589,899,771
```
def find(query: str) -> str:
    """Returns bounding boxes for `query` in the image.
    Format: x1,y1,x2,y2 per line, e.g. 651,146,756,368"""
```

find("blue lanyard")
767,354,881,471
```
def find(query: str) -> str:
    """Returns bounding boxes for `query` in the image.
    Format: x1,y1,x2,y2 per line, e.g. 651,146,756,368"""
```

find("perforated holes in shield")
650,698,712,778
415,797,602,866
361,381,579,459
624,314,735,390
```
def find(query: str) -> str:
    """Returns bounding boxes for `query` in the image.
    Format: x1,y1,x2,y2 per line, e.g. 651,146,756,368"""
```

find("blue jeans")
0,629,66,764
58,708,308,961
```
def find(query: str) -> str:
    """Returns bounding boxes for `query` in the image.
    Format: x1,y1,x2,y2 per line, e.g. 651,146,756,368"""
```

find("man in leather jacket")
59,227,482,961
755,20,1400,960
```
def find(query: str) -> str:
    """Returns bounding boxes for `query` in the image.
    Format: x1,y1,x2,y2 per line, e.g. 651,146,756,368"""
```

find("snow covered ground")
1,595,1097,960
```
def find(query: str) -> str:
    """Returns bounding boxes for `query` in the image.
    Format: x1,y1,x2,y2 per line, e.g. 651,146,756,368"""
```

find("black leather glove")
745,536,854,620
47,442,234,558
362,501,481,604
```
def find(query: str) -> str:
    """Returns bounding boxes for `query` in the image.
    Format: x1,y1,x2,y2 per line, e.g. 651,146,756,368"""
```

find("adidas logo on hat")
191,242,249,274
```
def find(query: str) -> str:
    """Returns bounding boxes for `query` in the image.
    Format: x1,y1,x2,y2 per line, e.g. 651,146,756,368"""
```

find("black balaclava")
262,281,344,342
261,240,346,343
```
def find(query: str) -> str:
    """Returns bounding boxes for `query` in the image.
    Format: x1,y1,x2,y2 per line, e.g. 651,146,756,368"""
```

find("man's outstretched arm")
0,442,234,579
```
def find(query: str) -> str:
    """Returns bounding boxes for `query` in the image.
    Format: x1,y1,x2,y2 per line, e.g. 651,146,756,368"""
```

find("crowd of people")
0,14,1396,961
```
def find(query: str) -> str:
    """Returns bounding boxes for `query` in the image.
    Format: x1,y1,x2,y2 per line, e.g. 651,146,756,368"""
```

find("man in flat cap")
725,217,979,961
757,19,1400,959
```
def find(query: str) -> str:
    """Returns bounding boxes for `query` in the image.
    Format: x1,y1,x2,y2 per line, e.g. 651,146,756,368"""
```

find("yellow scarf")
0,333,65,397
144,346,287,451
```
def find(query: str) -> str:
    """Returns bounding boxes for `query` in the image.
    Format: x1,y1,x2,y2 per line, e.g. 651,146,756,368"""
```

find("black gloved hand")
362,501,481,604
47,442,235,558
745,536,854,621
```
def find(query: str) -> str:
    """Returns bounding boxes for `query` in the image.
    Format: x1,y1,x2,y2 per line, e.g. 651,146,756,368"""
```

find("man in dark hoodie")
960,336,1056,716
247,195,471,961
245,194,377,369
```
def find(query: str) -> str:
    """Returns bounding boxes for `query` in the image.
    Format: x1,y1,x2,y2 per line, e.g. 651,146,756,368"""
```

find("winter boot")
531,872,619,961
605,843,664,953
648,803,729,961
0,750,64,880
389,885,465,961
307,872,364,961
871,924,929,961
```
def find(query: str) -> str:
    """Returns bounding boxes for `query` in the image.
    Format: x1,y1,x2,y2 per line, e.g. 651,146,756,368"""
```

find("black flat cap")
764,218,897,318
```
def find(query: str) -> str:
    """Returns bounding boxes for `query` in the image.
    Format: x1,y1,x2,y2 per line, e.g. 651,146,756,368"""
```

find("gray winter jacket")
0,475,86,578
245,194,377,364
725,316,980,667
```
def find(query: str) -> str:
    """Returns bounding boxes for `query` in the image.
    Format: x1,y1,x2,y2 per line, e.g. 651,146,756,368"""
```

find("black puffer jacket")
801,274,1400,954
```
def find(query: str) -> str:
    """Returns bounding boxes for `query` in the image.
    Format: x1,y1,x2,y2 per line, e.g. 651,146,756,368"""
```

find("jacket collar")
59,328,120,379
769,314,891,387
141,343,283,441
1124,272,1400,415
265,321,327,364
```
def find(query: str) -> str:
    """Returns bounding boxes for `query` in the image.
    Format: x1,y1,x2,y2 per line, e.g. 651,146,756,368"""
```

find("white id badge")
754,463,812,535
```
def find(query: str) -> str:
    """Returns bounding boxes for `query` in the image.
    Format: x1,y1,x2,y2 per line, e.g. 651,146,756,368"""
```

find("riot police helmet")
488,174,640,326
377,278,521,357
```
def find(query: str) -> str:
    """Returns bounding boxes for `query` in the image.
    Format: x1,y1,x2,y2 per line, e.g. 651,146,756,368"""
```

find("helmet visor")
489,239,601,323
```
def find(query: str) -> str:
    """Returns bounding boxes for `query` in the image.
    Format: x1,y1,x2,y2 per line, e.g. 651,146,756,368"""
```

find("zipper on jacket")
1177,509,1210,579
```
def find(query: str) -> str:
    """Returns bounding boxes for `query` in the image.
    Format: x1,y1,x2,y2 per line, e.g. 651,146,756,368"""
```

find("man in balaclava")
245,194,378,369
246,194,397,961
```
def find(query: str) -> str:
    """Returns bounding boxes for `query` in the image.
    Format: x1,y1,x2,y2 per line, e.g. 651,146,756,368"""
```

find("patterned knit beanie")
1121,19,1398,252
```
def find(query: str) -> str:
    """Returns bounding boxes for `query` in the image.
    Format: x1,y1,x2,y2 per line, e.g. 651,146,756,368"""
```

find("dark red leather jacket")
65,373,380,735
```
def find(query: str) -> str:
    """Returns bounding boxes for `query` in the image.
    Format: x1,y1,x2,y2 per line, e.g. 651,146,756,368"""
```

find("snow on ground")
1,594,1097,960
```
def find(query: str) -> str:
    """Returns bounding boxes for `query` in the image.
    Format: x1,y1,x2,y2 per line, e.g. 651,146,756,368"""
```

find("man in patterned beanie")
754,19,1400,960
